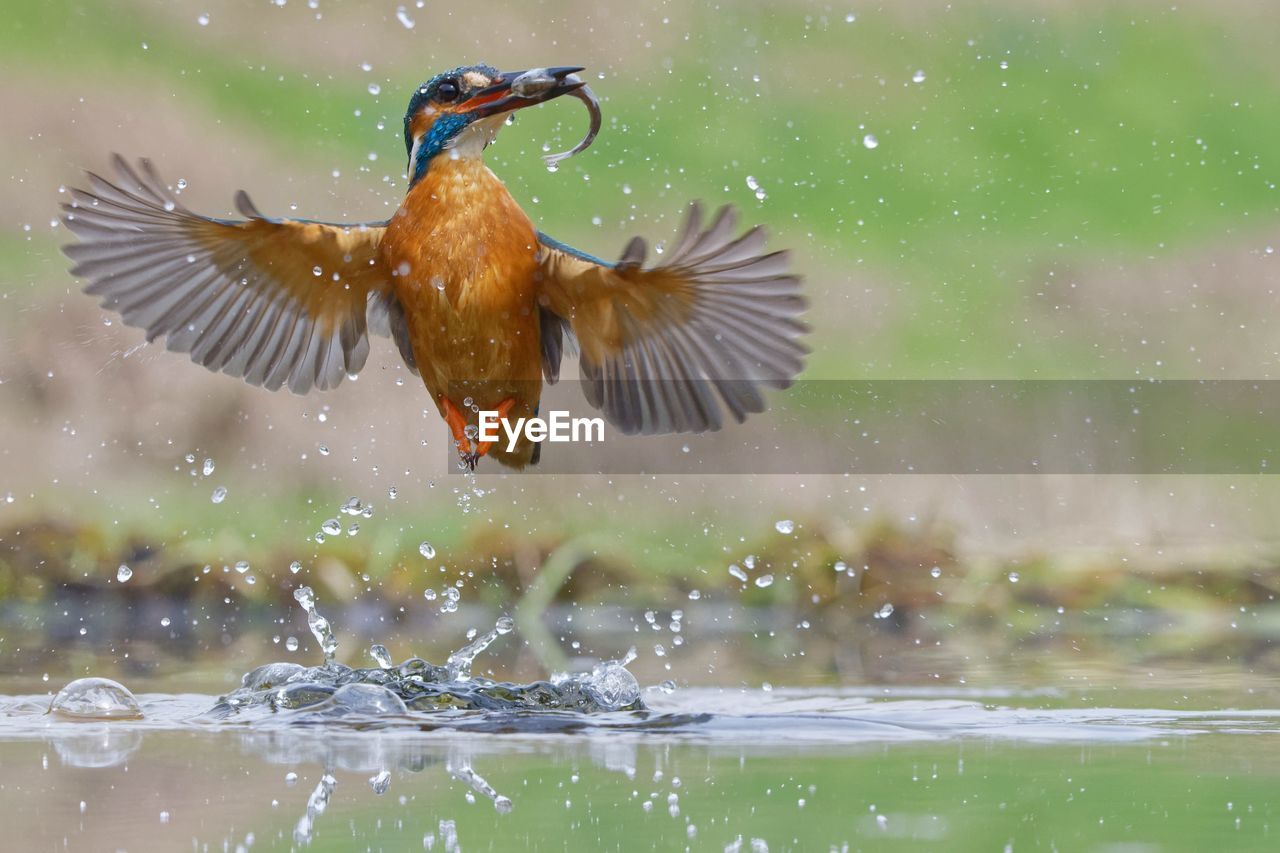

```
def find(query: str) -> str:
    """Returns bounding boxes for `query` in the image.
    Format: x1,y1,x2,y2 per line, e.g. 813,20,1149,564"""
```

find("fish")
510,68,601,167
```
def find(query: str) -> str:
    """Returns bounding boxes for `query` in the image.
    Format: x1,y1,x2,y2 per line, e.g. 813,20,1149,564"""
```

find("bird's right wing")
535,203,808,435
62,155,406,394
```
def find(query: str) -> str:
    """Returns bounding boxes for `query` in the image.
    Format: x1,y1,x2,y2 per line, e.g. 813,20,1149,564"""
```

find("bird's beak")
462,66,586,118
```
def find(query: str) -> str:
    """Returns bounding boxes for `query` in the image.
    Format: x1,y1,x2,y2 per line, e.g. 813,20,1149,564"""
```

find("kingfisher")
61,64,808,470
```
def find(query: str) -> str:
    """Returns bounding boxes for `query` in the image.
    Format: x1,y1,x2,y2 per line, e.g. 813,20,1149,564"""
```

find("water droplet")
369,769,392,794
862,134,879,149
285,771,298,785
369,644,393,669
388,486,398,500
728,564,748,582
874,603,895,619
289,561,302,574
234,560,250,574
321,519,341,536
347,523,360,536
196,12,209,26
754,574,774,588
318,445,330,456
419,542,436,559
912,69,926,83
368,82,381,96
930,566,942,579
116,564,132,583
774,519,795,534
160,616,171,627
285,636,299,651
687,589,701,600
423,588,437,601
201,457,215,476
1008,571,1021,583
211,486,227,504
395,5,415,28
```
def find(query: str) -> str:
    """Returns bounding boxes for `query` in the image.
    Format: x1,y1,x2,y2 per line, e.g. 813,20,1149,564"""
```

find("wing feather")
62,155,412,394
536,203,808,435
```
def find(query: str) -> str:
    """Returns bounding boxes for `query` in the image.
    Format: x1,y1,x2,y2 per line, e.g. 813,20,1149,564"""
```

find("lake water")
2,680,1278,851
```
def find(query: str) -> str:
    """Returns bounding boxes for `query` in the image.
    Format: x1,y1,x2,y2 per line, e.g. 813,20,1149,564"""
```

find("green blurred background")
4,0,1280,685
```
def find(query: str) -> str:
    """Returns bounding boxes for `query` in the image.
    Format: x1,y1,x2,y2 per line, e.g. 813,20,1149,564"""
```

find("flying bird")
61,64,808,469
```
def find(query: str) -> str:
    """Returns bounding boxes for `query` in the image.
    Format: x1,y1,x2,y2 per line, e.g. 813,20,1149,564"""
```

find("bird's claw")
459,451,480,472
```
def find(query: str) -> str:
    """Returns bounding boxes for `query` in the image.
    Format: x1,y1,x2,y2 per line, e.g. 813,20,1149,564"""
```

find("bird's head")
403,64,585,184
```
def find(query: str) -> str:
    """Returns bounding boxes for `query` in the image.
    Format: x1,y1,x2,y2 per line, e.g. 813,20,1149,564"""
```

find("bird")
61,63,808,470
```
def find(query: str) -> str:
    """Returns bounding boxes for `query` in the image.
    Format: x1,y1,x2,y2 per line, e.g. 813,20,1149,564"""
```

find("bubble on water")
862,133,879,149
395,5,415,28
285,636,300,651
369,769,392,794
116,564,132,583
289,561,302,574
581,648,641,710
774,519,795,534
419,542,436,559
235,560,250,574
202,458,215,476
728,564,748,583
874,603,895,619
48,677,143,720
754,574,774,588
321,519,341,536
211,486,227,504
912,69,926,83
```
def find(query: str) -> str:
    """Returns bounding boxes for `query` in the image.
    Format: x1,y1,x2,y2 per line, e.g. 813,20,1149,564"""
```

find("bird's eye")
436,80,460,102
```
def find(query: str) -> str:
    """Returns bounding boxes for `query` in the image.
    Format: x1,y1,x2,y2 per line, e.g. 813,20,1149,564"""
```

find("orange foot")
442,397,475,470
473,398,516,466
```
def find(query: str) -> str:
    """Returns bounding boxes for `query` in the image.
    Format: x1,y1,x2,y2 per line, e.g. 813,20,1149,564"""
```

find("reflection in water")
51,726,143,768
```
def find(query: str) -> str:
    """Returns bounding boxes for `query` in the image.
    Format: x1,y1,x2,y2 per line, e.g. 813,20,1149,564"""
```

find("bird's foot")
459,450,480,472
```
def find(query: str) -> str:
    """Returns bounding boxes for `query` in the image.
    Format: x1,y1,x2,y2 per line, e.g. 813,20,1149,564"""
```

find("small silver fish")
543,77,600,167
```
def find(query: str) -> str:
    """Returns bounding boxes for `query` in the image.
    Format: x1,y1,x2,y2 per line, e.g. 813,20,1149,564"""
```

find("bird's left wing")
535,203,808,435
62,155,406,394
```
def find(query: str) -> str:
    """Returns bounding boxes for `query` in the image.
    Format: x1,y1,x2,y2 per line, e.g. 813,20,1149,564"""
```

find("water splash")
293,586,338,662
216,614,644,717
444,616,513,681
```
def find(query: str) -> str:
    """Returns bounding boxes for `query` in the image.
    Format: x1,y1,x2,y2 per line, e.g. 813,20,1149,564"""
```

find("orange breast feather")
381,159,543,410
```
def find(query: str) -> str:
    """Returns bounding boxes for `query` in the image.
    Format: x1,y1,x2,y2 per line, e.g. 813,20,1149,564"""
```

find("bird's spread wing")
61,155,404,394
535,203,808,434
